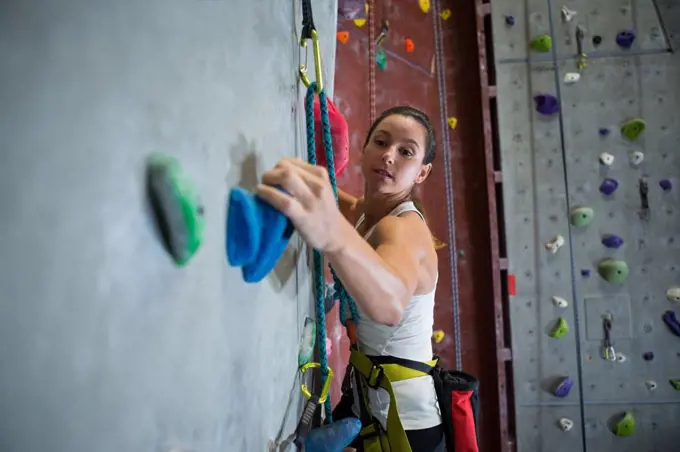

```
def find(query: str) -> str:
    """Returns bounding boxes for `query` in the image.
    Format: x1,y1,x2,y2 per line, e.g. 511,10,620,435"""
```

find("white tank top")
350,201,442,431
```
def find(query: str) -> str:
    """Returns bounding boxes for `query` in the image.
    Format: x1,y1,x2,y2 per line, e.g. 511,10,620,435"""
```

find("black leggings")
332,391,445,452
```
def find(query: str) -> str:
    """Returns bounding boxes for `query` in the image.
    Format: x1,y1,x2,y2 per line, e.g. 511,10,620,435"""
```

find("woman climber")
256,106,444,452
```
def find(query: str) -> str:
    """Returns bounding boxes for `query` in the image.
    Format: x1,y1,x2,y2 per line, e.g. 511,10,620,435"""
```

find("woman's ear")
415,163,432,184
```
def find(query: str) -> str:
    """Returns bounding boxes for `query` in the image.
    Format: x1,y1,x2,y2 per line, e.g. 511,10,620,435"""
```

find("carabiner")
300,29,323,93
300,362,334,403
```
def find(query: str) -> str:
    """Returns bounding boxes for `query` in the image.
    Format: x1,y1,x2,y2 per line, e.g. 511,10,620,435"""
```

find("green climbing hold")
549,317,569,338
670,379,680,390
531,35,553,52
376,48,387,71
570,206,594,227
614,412,636,437
147,153,205,266
597,258,629,284
621,118,646,141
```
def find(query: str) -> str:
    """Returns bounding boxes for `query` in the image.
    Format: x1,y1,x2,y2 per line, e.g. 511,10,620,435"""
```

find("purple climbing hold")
643,351,655,361
581,269,591,277
553,377,574,398
338,0,366,20
602,234,624,249
616,30,636,48
505,15,515,26
534,94,560,115
600,178,619,196
663,311,680,337
660,179,672,191
599,128,610,136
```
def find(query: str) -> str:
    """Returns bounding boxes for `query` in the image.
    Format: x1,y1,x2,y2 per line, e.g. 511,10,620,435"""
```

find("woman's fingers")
261,166,316,204
255,184,303,220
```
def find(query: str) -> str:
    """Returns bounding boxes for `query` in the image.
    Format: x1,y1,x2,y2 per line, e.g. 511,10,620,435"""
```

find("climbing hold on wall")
545,235,565,254
375,19,389,47
375,48,387,70
598,127,610,136
146,154,205,266
304,417,362,451
564,72,581,84
553,376,573,396
616,30,636,49
581,269,591,277
667,287,680,303
646,380,658,390
592,35,603,46
326,336,333,358
670,379,680,390
644,323,653,333
447,117,458,129
432,330,445,344
561,6,577,22
597,259,629,284
552,296,569,308
505,15,515,26
659,179,672,191
570,206,594,227
440,8,452,20
338,0,365,20
404,37,415,53
616,352,627,363
313,96,350,177
643,351,655,361
614,412,636,437
298,317,317,366
353,3,368,27
419,0,430,13
601,234,624,249
559,418,574,431
621,118,646,141
549,317,570,338
630,150,644,165
599,152,615,166
531,35,553,52
534,94,559,115
600,178,619,196
662,310,680,337
337,31,350,44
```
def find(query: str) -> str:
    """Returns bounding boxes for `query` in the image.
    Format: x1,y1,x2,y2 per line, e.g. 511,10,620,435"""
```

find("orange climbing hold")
337,31,349,44
404,37,415,53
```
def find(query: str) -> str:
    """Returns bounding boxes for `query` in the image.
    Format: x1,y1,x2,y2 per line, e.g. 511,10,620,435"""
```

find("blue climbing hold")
643,351,655,361
599,127,610,136
581,269,591,277
616,30,636,48
553,376,573,397
600,178,619,196
663,311,680,337
505,15,515,26
226,187,294,283
660,179,672,191
602,234,624,249
305,418,362,452
534,94,560,115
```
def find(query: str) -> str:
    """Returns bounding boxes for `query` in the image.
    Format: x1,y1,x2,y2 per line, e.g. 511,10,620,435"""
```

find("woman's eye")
375,139,387,147
401,148,414,157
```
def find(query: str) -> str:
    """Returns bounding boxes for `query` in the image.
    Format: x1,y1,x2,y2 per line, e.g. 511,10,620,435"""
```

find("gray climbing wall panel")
0,1,337,451
492,0,680,450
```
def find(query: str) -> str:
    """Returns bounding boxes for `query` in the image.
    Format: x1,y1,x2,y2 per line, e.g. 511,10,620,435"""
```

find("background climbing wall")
492,0,680,450
0,1,337,451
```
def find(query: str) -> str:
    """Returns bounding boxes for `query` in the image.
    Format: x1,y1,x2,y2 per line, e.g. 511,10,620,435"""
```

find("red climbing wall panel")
328,1,510,451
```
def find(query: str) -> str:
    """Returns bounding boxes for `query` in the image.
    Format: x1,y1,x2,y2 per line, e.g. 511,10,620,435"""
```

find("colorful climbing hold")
599,178,619,195
531,35,553,52
601,234,624,249
505,15,515,26
614,412,636,437
553,376,573,396
660,179,672,191
643,351,655,361
616,30,636,48
662,310,680,337
670,379,680,390
304,417,362,451
646,380,657,390
559,418,574,431
549,317,570,338
564,72,581,84
404,37,414,53
667,287,680,303
298,317,317,366
447,117,458,129
599,152,615,166
353,3,368,27
552,296,569,308
598,127,610,136
560,6,577,22
432,329,445,344
630,151,644,165
336,31,350,44
338,0,365,20
593,35,603,46
570,206,594,227
534,94,559,115
545,235,565,254
621,118,646,141
597,258,629,284
616,352,627,363
419,0,430,13
375,48,387,70
440,8,452,20
581,269,591,277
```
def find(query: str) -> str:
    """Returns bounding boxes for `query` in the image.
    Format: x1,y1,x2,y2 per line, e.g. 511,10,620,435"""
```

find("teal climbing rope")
304,82,358,421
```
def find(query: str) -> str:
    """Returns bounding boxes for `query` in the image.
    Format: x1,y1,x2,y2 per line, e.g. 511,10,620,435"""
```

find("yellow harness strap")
349,350,439,452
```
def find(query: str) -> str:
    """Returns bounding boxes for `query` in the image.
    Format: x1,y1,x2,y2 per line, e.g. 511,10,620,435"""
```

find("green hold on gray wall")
570,206,594,227
598,258,629,284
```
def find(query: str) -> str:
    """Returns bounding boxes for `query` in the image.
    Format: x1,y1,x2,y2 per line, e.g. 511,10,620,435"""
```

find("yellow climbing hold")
353,4,368,28
448,117,458,129
440,8,452,20
432,330,445,343
419,0,431,14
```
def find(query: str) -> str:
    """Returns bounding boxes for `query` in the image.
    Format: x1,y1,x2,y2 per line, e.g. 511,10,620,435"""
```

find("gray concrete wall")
0,1,337,451
492,0,680,450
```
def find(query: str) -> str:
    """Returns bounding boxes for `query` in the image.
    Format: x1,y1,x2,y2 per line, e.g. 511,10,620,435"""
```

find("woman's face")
361,114,432,196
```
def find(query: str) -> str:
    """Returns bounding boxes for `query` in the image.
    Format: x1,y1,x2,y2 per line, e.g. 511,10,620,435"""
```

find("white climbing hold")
564,72,581,84
561,6,577,22
646,380,657,391
545,235,565,254
667,287,680,303
559,418,574,431
629,150,644,165
552,296,569,308
599,152,615,166
616,352,627,363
